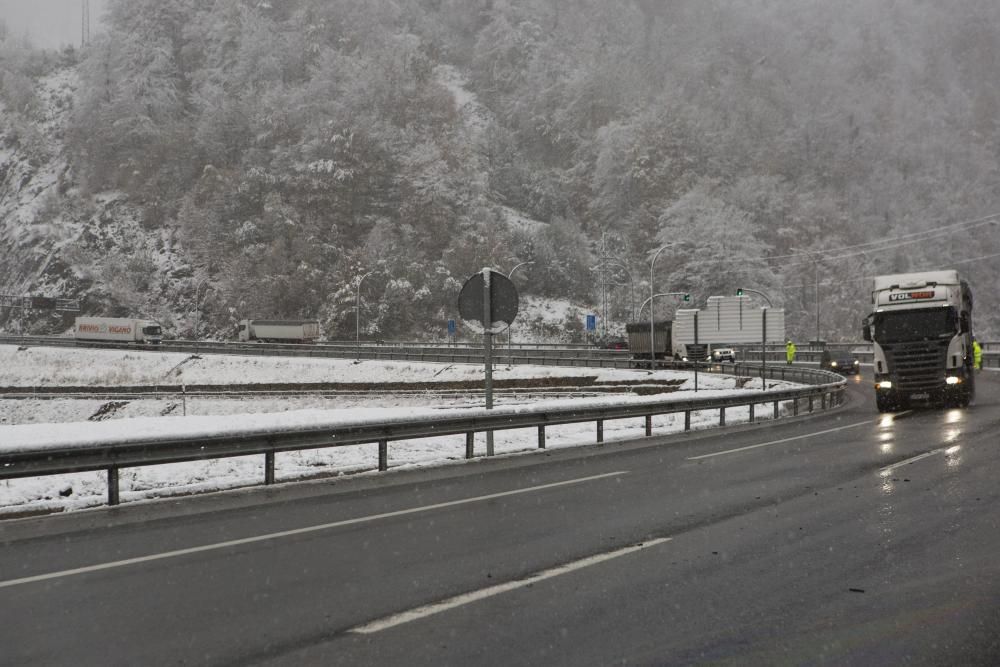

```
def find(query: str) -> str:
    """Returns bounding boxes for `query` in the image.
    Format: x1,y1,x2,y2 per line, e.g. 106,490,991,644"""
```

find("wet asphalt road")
1,371,999,666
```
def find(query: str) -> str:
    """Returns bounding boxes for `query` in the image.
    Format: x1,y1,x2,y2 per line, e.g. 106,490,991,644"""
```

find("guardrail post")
107,467,119,506
793,398,799,416
466,432,475,459
809,396,814,413
596,419,604,443
265,451,275,484
538,425,546,449
684,411,691,431
748,403,755,423
719,407,726,426
378,439,388,471
645,415,652,437
773,400,779,419
821,393,827,410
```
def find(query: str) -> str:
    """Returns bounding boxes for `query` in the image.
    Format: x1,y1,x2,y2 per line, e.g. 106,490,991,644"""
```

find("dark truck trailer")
625,321,671,368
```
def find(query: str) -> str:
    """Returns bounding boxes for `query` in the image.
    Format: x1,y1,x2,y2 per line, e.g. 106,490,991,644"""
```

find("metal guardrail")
0,365,846,507
4,335,997,368
732,343,999,369
0,336,633,369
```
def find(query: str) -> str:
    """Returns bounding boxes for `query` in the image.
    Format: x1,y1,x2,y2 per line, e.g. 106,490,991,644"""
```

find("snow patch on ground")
0,343,701,388
0,344,799,513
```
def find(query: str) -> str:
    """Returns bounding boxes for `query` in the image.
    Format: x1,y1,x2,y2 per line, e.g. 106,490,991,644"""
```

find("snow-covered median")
0,343,699,387
0,344,801,514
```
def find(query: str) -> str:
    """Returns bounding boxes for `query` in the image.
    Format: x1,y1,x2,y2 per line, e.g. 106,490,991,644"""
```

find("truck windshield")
873,308,954,343
142,326,162,336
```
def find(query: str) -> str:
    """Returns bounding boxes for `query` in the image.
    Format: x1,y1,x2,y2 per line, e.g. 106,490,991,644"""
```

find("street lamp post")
356,271,375,361
600,258,635,322
813,255,819,345
637,292,690,319
649,243,686,369
738,288,773,390
788,249,821,347
193,278,212,353
507,261,534,365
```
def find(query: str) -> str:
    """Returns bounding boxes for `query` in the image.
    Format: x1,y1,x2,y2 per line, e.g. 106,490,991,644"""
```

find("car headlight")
830,361,838,367
853,360,860,365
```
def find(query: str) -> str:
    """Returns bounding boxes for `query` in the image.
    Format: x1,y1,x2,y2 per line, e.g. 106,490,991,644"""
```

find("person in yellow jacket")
972,338,982,370
785,340,796,365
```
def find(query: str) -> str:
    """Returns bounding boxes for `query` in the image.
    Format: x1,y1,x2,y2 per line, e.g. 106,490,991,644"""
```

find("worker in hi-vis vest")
785,340,796,365
973,338,982,370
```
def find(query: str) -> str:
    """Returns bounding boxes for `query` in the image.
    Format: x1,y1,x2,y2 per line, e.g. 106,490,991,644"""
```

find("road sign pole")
762,308,767,391
694,311,699,392
458,267,518,459
483,268,494,456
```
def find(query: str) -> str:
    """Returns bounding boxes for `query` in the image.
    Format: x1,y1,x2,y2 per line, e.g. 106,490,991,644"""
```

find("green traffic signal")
736,288,744,296
682,293,691,302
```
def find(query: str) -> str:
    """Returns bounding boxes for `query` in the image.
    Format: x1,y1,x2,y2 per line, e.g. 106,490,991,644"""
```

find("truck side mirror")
861,318,872,342
960,312,970,334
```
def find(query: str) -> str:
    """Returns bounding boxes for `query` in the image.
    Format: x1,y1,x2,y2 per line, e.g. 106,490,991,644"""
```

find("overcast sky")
0,0,106,49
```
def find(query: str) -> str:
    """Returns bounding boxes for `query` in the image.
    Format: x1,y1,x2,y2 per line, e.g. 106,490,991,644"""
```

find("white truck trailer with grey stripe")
238,319,321,343
672,296,785,360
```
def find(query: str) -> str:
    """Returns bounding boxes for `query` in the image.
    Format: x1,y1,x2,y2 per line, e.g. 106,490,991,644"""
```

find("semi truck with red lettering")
74,317,163,344
863,270,974,411
237,319,321,343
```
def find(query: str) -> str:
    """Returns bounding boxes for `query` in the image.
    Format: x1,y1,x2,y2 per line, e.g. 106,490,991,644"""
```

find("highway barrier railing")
2,336,998,368
0,366,846,508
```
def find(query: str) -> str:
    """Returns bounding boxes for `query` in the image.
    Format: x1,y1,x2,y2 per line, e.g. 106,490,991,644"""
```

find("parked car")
820,349,860,375
712,347,736,362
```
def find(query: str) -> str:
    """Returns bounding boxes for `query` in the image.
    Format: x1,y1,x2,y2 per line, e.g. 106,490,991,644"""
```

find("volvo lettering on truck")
863,270,974,412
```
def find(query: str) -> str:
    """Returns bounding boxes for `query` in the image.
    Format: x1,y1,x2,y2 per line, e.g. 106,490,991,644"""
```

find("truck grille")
883,340,948,391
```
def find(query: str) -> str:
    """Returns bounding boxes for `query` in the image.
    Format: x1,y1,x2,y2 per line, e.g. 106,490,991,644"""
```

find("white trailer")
672,296,785,360
238,319,321,343
74,317,163,344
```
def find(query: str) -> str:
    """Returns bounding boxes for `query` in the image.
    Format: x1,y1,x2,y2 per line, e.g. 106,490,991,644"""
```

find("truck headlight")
945,376,962,385
877,381,893,390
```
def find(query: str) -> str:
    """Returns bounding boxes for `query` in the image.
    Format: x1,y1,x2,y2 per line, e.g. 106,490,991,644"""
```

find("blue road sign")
586,314,597,331
448,319,456,336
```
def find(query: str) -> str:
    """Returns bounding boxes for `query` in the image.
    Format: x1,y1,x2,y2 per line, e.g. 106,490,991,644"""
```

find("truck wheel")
875,393,892,413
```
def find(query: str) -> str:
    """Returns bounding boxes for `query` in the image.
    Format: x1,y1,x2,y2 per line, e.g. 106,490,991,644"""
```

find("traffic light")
682,293,691,302
736,288,744,296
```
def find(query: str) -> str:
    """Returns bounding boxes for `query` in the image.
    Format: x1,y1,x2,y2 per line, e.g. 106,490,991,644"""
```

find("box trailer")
238,319,321,343
673,296,785,360
74,317,163,344
625,320,671,367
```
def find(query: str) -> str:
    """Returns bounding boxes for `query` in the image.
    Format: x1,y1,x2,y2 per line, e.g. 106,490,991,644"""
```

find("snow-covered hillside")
0,66,196,334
